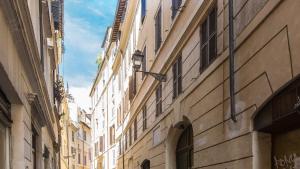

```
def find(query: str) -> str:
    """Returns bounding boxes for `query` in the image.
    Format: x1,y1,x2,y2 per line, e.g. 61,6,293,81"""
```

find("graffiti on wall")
273,153,300,169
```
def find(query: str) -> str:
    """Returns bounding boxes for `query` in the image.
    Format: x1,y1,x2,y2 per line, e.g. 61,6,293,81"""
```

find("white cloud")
69,85,91,112
64,14,102,57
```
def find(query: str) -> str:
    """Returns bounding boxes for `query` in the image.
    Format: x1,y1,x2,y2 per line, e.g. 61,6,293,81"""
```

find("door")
176,125,193,169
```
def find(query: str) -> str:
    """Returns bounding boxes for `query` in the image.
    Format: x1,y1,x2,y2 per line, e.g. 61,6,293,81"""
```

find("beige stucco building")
0,0,64,169
90,0,300,169
60,94,92,169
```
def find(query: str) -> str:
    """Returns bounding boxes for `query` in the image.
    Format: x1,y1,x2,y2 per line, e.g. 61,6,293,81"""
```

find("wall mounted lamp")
132,50,167,82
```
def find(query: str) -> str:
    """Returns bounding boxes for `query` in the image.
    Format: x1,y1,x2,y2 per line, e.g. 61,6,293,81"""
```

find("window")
72,131,75,142
119,139,122,155
117,106,122,127
83,155,87,165
129,71,137,101
142,46,147,79
155,6,162,52
172,0,182,19
32,127,38,169
173,55,182,99
83,130,86,141
141,0,146,23
200,7,217,72
142,106,147,131
112,150,116,165
125,132,128,151
176,125,193,169
129,126,132,146
71,147,76,159
78,152,81,164
134,118,137,141
141,159,150,169
39,0,44,70
156,84,163,116
99,136,104,152
0,90,11,169
94,142,98,156
110,125,115,145
118,72,121,91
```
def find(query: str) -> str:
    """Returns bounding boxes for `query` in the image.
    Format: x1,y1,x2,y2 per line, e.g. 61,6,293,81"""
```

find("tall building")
90,26,119,169
91,0,300,169
0,0,64,169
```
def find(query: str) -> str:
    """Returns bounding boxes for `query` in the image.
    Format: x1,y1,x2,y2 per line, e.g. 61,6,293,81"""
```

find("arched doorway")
254,76,300,169
176,125,193,169
141,159,150,169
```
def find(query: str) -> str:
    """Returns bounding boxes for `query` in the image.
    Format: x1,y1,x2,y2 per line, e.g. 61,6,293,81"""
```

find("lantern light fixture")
132,50,167,82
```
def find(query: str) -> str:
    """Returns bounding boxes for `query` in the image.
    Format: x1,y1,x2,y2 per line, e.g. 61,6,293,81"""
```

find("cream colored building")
60,94,92,169
60,96,80,169
90,27,120,169
0,0,64,169
77,109,92,169
91,0,300,169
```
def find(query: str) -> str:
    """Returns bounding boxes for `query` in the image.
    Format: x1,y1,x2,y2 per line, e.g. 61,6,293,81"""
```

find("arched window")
176,125,193,169
141,159,150,169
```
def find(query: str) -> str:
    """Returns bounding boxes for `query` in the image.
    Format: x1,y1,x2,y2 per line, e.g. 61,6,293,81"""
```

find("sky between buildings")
62,0,117,110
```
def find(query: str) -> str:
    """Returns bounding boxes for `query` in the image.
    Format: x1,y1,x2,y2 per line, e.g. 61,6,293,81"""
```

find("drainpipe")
229,0,237,122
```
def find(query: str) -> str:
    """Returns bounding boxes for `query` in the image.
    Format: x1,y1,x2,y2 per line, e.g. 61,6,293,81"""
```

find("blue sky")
62,0,117,109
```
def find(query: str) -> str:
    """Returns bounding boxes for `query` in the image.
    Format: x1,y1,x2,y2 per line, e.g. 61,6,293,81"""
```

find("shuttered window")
142,106,147,131
99,136,104,152
142,46,147,79
125,132,128,150
129,127,132,146
156,84,163,117
155,6,162,53
172,0,182,19
173,55,182,99
200,7,217,73
110,125,115,145
129,72,137,101
134,118,137,141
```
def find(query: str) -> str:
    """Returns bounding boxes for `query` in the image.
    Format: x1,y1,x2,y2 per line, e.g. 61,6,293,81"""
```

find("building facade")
0,0,64,169
90,27,120,169
91,0,300,169
60,95,92,169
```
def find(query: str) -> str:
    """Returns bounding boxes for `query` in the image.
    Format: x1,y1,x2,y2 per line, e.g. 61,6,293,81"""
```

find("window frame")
172,0,183,19
155,6,162,53
110,125,115,145
200,6,217,73
142,106,147,131
142,46,147,79
155,84,163,117
129,126,132,146
172,55,182,99
134,118,137,141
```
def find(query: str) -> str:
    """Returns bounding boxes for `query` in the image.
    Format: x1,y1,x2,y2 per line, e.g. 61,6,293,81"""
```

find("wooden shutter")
134,118,137,141
129,76,134,101
178,56,182,94
142,47,147,79
172,62,177,99
155,7,162,52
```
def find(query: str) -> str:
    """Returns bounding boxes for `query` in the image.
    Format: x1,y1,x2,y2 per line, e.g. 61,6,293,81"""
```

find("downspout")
229,0,237,122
